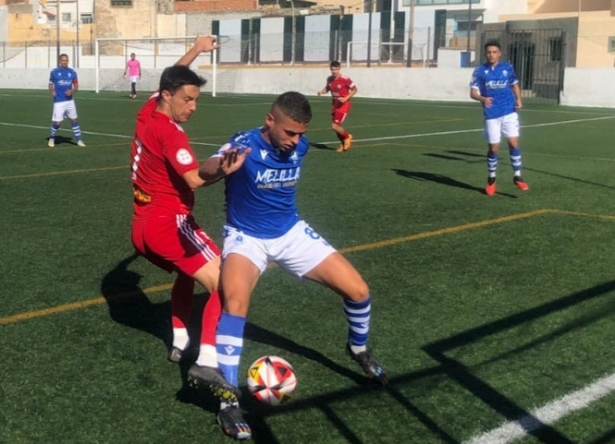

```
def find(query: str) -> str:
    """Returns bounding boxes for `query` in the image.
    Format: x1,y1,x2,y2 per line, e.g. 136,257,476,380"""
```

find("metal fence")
479,28,566,104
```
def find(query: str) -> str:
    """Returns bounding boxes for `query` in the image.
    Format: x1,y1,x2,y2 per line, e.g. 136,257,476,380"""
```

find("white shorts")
483,112,519,144
52,100,78,122
129,75,139,83
222,220,337,277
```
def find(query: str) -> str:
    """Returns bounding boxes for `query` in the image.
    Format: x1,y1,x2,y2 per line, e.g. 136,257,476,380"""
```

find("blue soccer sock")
344,297,371,354
216,313,246,388
487,152,498,178
49,123,60,139
510,147,522,177
71,122,83,141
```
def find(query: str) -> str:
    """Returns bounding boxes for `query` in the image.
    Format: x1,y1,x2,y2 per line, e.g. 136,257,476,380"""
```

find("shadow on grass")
392,169,518,198
47,134,79,146
310,142,336,151
421,279,615,444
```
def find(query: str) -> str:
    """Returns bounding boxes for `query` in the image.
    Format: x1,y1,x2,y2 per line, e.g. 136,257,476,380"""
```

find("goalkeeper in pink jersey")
123,53,141,99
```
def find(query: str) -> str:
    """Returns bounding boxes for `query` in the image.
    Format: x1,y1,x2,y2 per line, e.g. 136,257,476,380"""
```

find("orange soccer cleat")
485,178,496,196
513,177,529,191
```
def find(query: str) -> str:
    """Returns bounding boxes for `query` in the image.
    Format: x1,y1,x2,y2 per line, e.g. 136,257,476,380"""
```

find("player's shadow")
46,135,79,146
392,169,518,198
100,252,174,351
309,142,336,151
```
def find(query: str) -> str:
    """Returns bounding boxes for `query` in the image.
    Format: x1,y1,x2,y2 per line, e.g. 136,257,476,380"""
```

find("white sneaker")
48,139,55,148
77,141,86,147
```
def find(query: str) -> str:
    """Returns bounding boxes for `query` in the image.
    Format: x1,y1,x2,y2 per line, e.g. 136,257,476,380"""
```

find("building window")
609,36,615,53
111,0,133,6
81,13,93,24
61,12,71,22
549,37,562,61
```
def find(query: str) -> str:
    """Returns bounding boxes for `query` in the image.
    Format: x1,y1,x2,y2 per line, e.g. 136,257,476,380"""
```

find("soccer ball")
246,356,297,406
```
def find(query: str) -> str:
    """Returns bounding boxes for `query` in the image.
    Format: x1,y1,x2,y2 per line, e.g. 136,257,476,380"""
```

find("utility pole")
466,0,472,66
367,0,373,67
406,0,415,67
290,0,295,65
56,0,60,63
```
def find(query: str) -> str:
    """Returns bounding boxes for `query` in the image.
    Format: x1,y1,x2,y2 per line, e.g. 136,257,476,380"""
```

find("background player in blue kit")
198,91,387,440
48,54,85,148
470,40,528,196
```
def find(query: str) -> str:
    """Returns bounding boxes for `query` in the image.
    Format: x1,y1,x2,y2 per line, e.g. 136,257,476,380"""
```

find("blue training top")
212,127,309,239
470,61,518,120
49,67,78,103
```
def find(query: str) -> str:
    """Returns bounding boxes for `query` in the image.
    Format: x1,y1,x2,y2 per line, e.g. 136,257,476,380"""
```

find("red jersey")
131,94,198,218
326,75,356,109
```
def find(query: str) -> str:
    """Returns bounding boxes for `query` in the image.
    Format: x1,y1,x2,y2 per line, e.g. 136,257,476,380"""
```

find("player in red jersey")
130,36,248,392
317,60,357,152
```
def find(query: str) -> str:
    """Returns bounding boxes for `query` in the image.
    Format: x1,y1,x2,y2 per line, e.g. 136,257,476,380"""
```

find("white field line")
1,115,614,149
464,372,615,444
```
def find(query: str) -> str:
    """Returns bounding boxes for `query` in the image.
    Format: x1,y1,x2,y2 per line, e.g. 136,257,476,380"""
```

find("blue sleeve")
49,70,54,85
470,67,482,89
508,64,518,85
211,131,251,158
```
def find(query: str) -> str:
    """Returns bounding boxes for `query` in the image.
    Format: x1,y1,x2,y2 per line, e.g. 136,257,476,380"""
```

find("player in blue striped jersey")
197,91,387,440
48,54,85,148
470,40,528,196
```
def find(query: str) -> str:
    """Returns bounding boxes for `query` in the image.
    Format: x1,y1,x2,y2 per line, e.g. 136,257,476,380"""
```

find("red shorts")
331,102,351,125
131,213,221,276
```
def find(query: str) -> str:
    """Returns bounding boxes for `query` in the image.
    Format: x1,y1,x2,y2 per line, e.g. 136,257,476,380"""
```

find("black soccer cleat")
187,364,240,403
217,404,251,440
346,343,388,385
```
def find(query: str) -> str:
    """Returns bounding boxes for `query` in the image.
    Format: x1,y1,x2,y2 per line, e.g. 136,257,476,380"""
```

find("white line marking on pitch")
1,115,614,149
464,372,615,444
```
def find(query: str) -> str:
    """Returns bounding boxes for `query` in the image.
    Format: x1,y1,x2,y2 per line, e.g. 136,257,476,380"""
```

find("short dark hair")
484,40,501,51
158,65,207,96
271,91,312,124
330,61,341,69
59,53,69,60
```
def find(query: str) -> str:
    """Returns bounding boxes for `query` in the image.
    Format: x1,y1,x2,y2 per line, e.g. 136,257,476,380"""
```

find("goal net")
94,36,219,96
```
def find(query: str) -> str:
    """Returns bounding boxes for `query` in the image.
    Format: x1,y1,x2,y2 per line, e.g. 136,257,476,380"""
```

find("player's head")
330,61,341,78
484,40,502,65
158,65,207,123
58,54,69,69
264,91,312,152
130,53,136,60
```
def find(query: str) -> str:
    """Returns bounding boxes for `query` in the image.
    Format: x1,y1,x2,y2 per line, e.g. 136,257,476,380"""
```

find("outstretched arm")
175,36,220,67
199,147,252,184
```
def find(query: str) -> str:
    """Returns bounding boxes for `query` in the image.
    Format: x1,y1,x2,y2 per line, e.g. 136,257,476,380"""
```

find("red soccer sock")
171,274,195,330
341,130,349,140
200,289,222,346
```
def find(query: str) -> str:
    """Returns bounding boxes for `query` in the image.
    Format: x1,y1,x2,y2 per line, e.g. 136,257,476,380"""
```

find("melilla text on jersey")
255,167,301,189
485,80,509,89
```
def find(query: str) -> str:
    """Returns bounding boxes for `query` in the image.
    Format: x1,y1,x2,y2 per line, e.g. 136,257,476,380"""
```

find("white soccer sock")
195,344,218,368
172,328,189,350
350,344,367,354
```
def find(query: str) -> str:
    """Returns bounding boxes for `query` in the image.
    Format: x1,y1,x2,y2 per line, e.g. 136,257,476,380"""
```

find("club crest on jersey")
260,149,268,160
176,148,193,165
503,70,508,76
290,151,298,163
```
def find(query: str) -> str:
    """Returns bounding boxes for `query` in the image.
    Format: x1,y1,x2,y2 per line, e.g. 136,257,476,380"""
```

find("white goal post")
345,41,427,68
94,36,218,96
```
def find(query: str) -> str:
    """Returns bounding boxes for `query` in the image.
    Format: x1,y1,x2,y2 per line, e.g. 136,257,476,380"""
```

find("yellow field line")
0,284,172,325
0,209,556,326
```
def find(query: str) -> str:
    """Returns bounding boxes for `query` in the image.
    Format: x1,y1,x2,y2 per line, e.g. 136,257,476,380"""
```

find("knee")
345,278,370,303
222,291,250,317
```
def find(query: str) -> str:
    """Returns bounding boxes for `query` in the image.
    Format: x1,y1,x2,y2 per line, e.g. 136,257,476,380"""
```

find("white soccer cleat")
77,141,86,147
48,139,55,148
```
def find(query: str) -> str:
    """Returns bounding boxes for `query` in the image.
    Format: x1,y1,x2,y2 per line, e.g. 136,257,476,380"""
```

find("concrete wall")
560,67,615,107
2,65,614,108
